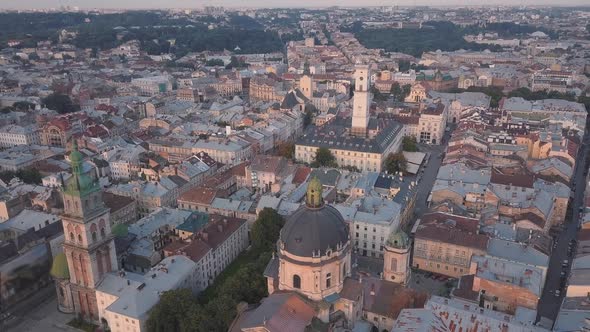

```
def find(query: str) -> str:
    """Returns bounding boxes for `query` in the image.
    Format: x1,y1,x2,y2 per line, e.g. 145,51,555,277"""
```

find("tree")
577,95,590,114
402,136,419,152
28,53,40,61
250,208,285,252
42,93,79,114
12,101,35,111
205,58,224,67
401,84,412,100
398,60,411,72
371,86,388,101
146,288,198,332
277,142,295,160
385,152,407,174
390,82,402,98
304,104,316,128
312,147,337,168
225,56,248,69
0,168,42,184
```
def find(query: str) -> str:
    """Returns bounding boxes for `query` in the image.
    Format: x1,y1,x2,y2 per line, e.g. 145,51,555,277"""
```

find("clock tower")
351,64,371,137
61,141,117,322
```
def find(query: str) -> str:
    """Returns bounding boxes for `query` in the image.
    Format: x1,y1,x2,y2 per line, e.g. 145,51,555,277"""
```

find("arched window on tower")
78,234,83,243
326,273,332,288
90,224,98,243
390,257,398,272
70,232,75,242
100,227,106,239
342,263,347,279
293,275,301,289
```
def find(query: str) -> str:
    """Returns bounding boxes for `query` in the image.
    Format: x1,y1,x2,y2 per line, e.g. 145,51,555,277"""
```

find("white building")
0,124,40,148
96,255,198,332
131,76,174,97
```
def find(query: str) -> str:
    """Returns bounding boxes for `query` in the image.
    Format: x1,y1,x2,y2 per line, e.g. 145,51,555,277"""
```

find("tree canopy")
277,142,295,160
385,152,407,174
354,21,503,57
0,168,43,185
250,208,285,252
42,93,79,114
312,147,337,168
402,136,419,152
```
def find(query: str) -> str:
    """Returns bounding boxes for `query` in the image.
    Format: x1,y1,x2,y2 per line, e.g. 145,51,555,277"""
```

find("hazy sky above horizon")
1,0,589,10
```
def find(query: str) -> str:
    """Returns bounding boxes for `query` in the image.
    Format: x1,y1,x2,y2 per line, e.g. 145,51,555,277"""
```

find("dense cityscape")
0,4,589,332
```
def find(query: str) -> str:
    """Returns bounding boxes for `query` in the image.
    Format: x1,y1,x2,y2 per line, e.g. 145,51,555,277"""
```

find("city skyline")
1,0,590,10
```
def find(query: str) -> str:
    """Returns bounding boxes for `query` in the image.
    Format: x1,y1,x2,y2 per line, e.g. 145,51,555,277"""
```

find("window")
343,263,346,279
78,234,83,243
70,232,75,242
91,232,97,242
100,227,106,239
293,275,301,289
326,273,331,288
390,258,398,272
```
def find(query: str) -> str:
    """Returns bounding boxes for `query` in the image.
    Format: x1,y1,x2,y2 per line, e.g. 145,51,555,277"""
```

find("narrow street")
411,128,454,225
536,129,590,325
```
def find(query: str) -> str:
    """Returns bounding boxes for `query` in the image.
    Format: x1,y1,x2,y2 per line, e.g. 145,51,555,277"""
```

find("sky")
1,0,589,10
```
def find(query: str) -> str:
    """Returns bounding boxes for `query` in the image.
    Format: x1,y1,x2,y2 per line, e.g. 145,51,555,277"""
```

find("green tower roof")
387,230,410,249
64,140,100,197
50,253,70,279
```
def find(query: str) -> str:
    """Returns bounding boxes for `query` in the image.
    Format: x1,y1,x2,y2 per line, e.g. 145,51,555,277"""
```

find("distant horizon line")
1,4,590,11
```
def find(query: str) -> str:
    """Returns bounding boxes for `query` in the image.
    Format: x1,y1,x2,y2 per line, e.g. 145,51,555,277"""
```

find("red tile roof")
179,187,217,205
292,166,311,185
490,168,534,188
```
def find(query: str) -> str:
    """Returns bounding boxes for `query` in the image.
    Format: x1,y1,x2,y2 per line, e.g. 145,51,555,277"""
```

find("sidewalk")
6,297,76,332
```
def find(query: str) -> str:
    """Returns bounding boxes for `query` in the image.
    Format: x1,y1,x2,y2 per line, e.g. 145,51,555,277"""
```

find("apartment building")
163,214,249,292
412,212,489,278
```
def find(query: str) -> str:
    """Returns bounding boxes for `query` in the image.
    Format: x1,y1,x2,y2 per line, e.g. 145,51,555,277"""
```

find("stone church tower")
383,230,411,286
61,141,117,322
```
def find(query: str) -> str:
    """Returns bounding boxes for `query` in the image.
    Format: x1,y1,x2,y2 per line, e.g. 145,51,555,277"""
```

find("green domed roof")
387,230,410,249
50,253,70,279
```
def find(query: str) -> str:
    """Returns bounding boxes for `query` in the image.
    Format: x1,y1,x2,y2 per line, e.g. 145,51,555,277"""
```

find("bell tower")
61,141,117,322
383,230,411,285
351,64,371,137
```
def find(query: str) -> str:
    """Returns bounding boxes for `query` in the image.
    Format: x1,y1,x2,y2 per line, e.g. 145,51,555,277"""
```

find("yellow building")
412,213,489,278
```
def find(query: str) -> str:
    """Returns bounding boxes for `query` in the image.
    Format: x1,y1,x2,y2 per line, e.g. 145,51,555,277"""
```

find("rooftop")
97,255,196,319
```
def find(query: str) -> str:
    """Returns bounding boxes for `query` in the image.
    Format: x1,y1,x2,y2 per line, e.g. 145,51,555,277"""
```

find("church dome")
50,253,70,279
280,177,349,257
387,229,410,249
